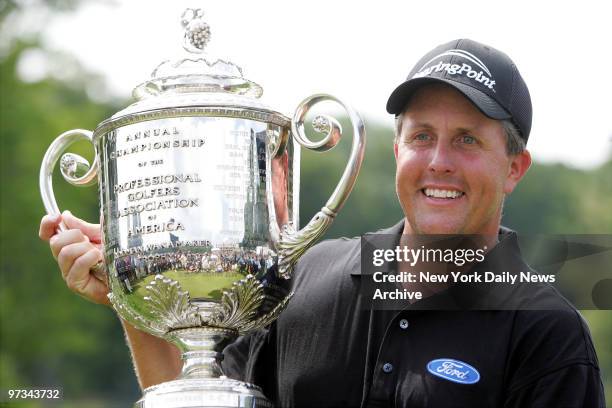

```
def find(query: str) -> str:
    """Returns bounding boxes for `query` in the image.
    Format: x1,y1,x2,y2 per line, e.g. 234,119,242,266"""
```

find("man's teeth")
423,188,464,199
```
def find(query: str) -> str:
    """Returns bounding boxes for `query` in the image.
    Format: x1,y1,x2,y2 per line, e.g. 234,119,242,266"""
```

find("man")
40,39,605,407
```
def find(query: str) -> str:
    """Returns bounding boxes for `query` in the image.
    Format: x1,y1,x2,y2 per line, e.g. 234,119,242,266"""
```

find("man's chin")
409,218,465,235
419,227,462,235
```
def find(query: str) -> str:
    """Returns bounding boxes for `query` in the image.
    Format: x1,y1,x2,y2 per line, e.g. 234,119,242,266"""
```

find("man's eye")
460,135,477,144
413,133,430,141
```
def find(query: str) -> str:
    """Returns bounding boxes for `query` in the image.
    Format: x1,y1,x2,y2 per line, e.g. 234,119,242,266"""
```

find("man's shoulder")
300,220,404,262
504,305,601,398
512,300,594,343
498,267,597,360
296,235,361,273
507,297,599,375
477,233,601,379
294,221,403,276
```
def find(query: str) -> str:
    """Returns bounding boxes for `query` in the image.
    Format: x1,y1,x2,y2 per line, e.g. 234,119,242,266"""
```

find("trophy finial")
133,7,263,99
181,8,211,53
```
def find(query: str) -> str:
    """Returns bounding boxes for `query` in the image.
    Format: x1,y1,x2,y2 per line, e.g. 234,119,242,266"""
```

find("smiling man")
40,39,605,407
388,39,532,239
394,84,529,237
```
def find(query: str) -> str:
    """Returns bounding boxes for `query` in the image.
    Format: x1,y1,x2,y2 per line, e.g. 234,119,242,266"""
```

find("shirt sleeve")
221,325,277,397
503,307,606,408
503,362,605,408
221,333,253,381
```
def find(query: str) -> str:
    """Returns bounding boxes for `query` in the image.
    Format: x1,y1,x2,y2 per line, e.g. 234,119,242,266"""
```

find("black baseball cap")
386,39,532,142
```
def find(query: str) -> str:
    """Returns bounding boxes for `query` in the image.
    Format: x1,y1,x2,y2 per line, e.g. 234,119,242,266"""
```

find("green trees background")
1,6,610,407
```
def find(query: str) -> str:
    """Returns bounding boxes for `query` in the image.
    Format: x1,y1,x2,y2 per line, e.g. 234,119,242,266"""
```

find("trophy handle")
39,129,106,280
277,94,366,278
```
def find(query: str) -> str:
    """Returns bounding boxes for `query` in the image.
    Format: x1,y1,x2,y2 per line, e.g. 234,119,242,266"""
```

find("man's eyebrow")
406,122,436,130
404,123,481,133
456,127,476,134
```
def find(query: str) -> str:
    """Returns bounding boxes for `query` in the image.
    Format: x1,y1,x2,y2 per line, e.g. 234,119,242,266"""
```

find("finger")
50,229,88,259
57,240,97,279
82,279,111,306
65,248,109,305
62,210,102,243
39,213,62,241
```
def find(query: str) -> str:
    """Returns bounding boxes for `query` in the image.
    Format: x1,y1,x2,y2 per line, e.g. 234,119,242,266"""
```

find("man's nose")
428,142,456,174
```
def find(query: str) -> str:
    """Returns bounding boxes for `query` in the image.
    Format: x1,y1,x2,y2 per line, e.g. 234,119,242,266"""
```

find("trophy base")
135,377,272,408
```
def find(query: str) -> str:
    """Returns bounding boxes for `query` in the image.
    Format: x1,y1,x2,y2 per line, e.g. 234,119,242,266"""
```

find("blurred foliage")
1,42,139,406
1,0,106,23
1,28,610,408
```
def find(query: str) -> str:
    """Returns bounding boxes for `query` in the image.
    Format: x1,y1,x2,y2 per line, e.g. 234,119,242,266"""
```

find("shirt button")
399,319,409,329
382,363,393,373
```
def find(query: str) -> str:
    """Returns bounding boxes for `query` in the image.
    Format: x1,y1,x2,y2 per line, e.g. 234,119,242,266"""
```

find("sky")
11,0,612,169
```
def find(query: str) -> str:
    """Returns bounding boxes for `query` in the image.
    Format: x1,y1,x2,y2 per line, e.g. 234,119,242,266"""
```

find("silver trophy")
39,8,365,408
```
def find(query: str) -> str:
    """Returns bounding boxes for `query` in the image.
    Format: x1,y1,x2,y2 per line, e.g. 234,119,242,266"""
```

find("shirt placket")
365,311,412,407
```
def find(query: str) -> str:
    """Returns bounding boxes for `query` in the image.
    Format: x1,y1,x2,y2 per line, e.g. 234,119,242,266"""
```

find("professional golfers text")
370,246,556,300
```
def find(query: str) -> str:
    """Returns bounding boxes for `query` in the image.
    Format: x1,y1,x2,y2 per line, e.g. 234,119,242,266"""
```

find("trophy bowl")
39,8,365,408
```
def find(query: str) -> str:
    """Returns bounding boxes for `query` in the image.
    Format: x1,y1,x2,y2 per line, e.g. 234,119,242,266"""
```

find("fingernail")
63,210,72,216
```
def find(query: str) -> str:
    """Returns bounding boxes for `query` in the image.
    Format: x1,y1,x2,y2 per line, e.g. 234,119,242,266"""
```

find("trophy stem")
169,328,233,380
181,350,224,379
136,327,272,407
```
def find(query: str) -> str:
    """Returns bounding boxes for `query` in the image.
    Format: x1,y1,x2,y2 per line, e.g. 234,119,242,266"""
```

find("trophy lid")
106,9,282,122
132,9,263,100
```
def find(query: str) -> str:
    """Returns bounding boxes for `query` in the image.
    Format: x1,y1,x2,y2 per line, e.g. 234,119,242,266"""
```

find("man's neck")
400,219,500,251
396,219,500,301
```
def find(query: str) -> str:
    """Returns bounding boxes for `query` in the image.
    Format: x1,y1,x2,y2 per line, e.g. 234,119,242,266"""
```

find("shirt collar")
351,221,527,309
350,219,405,276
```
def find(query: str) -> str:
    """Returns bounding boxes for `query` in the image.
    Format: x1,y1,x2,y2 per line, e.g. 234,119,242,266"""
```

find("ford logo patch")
427,358,480,384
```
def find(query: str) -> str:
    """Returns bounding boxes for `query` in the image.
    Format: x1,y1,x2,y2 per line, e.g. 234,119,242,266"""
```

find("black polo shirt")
222,221,605,407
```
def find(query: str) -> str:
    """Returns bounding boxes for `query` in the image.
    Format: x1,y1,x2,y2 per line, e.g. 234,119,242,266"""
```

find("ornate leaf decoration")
142,274,202,330
277,211,333,279
208,274,264,330
111,273,292,337
239,291,293,335
108,292,166,336
207,274,292,334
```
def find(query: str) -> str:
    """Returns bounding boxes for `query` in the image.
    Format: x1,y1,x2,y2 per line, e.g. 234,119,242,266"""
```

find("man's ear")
504,149,532,194
394,142,399,160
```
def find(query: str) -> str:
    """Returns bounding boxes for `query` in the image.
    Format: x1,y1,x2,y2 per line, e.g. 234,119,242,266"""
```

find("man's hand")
39,211,109,305
39,210,183,388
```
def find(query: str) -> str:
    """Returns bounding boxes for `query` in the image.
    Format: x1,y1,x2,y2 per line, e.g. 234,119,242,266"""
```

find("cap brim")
386,77,511,120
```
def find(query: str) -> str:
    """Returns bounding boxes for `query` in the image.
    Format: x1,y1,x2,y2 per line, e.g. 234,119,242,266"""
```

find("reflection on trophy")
40,8,365,407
